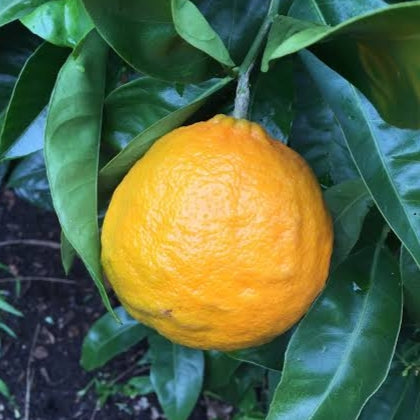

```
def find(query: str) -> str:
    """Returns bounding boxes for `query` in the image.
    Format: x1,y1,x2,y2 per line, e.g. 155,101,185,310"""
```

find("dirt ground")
0,188,208,420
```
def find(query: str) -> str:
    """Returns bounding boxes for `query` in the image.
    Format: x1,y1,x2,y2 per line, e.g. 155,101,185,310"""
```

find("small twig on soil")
0,239,60,249
0,276,76,285
89,401,101,420
24,323,41,420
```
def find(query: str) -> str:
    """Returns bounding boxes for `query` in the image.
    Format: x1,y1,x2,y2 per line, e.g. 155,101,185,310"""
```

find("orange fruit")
101,115,333,351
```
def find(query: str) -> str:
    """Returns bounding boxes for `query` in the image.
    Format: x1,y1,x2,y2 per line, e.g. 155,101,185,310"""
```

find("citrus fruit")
101,115,333,351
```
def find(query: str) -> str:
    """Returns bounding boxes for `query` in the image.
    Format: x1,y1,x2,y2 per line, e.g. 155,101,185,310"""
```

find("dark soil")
0,188,208,420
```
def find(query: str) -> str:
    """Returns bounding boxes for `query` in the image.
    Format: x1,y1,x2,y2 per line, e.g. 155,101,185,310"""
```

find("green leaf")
0,42,68,159
359,363,420,420
204,350,242,390
125,376,154,396
267,245,403,420
0,377,10,399
82,0,220,83
21,0,94,48
400,247,420,325
264,2,420,128
289,60,358,185
0,23,41,115
195,0,276,64
149,334,204,420
249,58,294,141
7,151,52,211
103,77,227,153
324,179,373,268
45,30,114,315
0,322,17,338
288,0,387,24
228,333,290,371
0,296,23,317
301,51,420,271
99,76,232,198
0,161,9,185
0,0,48,27
81,306,150,371
171,0,234,67
60,230,76,276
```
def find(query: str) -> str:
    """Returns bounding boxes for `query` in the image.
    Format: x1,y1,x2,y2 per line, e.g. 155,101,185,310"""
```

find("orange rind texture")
101,115,333,351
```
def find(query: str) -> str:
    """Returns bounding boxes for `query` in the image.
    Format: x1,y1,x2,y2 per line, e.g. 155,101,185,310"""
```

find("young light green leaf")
0,297,23,317
267,245,402,420
0,42,68,159
228,333,290,371
149,334,204,420
99,77,232,198
60,230,76,276
263,2,420,128
82,0,220,83
400,247,420,325
21,0,94,48
359,363,420,420
103,77,229,153
7,150,53,211
45,30,114,315
171,0,234,67
0,0,48,27
301,51,420,271
324,179,373,269
125,376,154,396
249,58,294,141
81,306,150,371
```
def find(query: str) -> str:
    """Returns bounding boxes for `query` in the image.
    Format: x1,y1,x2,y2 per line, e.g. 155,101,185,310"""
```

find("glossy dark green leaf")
103,77,227,153
0,23,41,115
228,333,290,371
7,150,52,211
194,0,273,64
2,107,47,160
324,179,373,269
0,42,68,159
359,363,420,420
0,0,48,27
400,247,420,325
301,51,420,270
171,0,234,66
288,0,387,24
267,245,402,420
82,0,220,83
99,76,232,198
60,230,76,276
45,30,114,315
149,334,204,420
204,351,242,390
81,306,150,371
265,2,420,129
289,60,358,185
21,0,94,47
249,58,294,141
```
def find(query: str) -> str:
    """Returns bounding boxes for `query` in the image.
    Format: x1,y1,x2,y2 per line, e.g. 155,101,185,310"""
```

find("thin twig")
0,240,60,249
0,277,76,285
24,323,40,420
89,401,101,420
